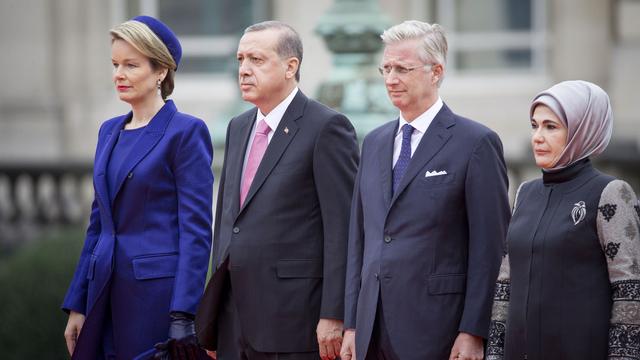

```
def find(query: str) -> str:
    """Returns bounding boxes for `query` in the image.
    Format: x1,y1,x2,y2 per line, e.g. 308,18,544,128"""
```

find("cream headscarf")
530,80,613,170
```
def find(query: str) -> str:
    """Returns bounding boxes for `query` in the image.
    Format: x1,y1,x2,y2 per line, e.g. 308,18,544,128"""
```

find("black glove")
153,312,209,360
168,311,197,340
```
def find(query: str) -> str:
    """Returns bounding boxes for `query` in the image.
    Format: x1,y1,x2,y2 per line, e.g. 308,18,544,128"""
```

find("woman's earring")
157,79,162,89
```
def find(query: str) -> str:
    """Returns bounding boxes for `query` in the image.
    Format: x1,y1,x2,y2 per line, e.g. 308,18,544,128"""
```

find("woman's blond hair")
110,20,177,99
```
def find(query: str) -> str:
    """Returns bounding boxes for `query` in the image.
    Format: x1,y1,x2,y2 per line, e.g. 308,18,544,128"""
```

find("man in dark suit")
340,21,510,360
196,21,359,360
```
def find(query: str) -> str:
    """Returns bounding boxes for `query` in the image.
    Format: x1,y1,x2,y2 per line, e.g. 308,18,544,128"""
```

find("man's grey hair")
381,20,448,86
245,21,303,82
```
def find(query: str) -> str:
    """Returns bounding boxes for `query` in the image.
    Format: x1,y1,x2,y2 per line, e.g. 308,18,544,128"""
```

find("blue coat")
62,100,214,359
344,104,510,359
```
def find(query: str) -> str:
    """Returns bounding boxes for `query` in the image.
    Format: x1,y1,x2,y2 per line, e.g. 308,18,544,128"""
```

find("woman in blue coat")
62,16,214,359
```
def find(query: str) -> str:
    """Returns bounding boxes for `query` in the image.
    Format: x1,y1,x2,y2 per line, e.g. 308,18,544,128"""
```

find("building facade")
0,0,638,206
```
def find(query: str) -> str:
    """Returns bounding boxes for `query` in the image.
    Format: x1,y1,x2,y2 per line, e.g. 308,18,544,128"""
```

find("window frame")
435,0,548,75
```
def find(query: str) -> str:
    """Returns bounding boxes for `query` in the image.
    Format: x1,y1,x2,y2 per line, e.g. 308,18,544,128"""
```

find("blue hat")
132,15,182,69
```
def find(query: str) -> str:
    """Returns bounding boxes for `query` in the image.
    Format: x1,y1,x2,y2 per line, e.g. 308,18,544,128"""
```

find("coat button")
384,235,392,243
233,227,240,234
127,172,133,179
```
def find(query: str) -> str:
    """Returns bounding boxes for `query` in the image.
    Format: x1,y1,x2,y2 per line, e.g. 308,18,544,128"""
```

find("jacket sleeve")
487,181,527,360
312,114,359,320
343,145,365,329
211,119,231,270
596,180,640,359
61,197,101,314
61,124,106,314
170,120,214,315
459,131,511,338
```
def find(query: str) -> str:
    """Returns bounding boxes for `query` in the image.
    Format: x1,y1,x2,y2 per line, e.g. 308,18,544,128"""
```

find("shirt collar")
396,97,443,135
256,87,299,132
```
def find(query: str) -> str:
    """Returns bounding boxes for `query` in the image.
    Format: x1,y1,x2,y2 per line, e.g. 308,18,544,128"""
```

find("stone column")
550,0,612,87
315,0,395,138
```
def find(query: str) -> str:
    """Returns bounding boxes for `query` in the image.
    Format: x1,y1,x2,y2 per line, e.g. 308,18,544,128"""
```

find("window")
436,0,546,74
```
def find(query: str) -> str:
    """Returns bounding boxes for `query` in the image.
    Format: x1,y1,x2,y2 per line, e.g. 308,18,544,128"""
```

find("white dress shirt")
392,97,444,167
242,87,299,179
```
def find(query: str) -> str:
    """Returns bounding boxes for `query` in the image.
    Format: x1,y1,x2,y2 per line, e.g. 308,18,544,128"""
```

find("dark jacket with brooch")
489,159,640,360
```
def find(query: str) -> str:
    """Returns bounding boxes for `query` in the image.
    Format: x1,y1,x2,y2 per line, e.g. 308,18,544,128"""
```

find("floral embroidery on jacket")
599,203,618,222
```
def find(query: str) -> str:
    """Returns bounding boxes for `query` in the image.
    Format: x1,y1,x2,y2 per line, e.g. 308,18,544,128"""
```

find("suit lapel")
237,91,306,216
389,104,455,207
93,114,128,220
229,109,258,218
110,100,176,206
376,121,397,208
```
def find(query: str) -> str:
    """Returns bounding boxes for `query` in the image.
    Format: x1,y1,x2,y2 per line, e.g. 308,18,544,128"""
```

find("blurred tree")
0,227,83,360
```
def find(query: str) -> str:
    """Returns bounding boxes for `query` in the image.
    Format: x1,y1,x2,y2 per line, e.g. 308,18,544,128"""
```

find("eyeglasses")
378,64,433,77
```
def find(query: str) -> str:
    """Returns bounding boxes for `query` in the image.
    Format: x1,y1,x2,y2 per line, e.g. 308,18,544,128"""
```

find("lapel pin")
284,127,289,134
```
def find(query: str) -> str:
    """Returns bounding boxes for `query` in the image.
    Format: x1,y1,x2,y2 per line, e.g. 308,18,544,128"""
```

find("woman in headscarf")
487,80,640,360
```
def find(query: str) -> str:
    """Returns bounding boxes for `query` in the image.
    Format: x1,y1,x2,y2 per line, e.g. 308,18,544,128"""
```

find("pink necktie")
240,119,271,206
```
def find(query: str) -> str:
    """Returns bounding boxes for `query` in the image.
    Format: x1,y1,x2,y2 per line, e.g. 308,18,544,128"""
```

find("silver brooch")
571,201,586,225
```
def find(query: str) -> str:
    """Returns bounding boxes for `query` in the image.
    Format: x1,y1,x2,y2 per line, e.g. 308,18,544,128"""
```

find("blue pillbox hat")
132,15,182,69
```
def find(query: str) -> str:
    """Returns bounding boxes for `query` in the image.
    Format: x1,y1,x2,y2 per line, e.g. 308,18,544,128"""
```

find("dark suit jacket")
344,104,510,360
197,91,359,353
62,100,214,358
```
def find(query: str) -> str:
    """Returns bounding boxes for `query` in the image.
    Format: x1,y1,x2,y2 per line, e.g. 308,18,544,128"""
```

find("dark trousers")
217,288,318,360
365,299,400,360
